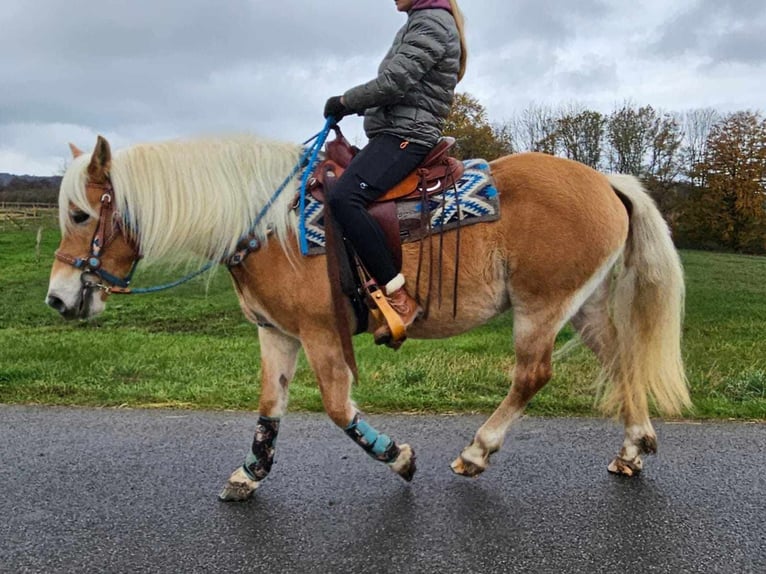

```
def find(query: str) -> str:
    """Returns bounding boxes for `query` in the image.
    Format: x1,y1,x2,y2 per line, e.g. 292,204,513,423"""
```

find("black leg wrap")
242,416,280,481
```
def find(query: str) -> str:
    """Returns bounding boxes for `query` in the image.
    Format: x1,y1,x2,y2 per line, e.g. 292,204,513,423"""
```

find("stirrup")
364,280,406,345
372,313,405,350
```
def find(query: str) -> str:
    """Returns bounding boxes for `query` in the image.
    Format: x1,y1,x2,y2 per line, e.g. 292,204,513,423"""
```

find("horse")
46,133,690,501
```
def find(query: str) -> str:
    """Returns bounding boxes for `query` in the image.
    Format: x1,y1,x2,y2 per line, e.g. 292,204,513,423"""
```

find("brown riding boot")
373,286,423,347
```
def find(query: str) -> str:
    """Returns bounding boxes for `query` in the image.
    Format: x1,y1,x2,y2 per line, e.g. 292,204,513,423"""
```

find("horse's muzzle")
46,288,96,320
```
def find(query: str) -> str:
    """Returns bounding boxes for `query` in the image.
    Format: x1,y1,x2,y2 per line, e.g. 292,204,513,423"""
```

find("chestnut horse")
47,134,689,501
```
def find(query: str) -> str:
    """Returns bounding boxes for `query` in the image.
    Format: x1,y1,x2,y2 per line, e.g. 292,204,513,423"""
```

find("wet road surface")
1,406,764,573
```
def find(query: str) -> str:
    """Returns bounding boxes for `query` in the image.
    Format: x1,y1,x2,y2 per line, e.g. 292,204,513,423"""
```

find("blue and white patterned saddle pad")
302,158,500,256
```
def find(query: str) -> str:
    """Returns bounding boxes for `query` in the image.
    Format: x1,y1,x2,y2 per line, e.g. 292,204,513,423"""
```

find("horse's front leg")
301,327,417,482
219,326,301,501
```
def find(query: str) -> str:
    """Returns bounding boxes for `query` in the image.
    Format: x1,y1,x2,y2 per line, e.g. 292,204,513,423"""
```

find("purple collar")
410,0,453,13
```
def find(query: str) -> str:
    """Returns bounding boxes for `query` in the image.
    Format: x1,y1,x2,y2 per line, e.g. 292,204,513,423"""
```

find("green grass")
1,215,764,419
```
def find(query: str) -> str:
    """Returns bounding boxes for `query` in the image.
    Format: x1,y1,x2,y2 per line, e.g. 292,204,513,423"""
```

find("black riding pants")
325,133,431,286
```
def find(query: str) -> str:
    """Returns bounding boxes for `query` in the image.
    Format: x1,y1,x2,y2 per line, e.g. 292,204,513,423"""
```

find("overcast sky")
1,0,764,175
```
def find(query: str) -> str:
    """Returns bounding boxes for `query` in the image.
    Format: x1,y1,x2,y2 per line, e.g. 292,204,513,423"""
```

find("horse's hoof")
607,456,643,477
389,443,417,482
451,441,489,478
218,467,261,501
450,455,485,478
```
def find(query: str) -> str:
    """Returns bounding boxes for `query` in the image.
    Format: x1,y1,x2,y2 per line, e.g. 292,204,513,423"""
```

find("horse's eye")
70,210,90,225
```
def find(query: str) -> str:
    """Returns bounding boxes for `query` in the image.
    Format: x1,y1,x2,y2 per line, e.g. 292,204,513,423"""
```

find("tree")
680,108,719,187
606,102,658,175
646,112,683,186
443,93,514,160
642,112,684,215
555,105,607,169
507,103,557,154
684,111,766,251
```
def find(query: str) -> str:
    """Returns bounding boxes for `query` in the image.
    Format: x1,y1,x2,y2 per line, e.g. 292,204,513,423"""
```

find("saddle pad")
302,159,500,256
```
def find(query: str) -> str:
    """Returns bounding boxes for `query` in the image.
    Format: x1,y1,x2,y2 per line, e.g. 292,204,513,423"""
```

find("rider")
323,0,467,343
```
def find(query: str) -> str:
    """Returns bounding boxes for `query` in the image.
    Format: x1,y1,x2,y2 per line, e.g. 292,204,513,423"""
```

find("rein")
56,119,335,296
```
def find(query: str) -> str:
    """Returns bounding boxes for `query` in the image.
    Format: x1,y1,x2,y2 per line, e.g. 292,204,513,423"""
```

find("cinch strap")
241,415,280,481
344,413,400,463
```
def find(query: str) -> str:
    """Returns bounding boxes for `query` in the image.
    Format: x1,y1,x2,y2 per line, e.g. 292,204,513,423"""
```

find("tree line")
0,175,60,204
5,99,765,253
444,93,766,254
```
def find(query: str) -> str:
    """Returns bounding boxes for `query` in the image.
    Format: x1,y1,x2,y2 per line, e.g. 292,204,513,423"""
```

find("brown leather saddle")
307,126,465,271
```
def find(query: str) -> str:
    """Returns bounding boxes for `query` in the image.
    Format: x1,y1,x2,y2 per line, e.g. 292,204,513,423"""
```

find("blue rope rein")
127,261,216,295
117,118,335,295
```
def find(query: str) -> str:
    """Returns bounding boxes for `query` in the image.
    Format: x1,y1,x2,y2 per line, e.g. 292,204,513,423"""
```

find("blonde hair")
450,0,467,82
59,135,303,265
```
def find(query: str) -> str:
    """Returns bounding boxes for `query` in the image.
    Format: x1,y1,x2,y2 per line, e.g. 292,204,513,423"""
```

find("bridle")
54,179,141,295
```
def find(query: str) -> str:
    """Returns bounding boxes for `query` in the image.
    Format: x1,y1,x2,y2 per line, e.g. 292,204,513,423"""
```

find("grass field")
1,214,764,420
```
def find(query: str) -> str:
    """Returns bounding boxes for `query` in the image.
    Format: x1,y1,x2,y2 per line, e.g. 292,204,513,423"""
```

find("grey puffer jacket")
342,8,461,148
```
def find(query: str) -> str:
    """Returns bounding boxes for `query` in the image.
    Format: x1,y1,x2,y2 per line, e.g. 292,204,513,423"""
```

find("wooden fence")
0,203,58,230
0,201,57,210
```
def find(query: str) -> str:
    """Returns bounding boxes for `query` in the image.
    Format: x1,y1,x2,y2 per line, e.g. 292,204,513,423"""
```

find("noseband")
54,179,141,294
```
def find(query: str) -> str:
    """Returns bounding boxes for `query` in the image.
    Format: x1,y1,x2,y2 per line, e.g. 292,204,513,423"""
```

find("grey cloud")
652,0,766,65
1,0,764,174
712,25,766,65
1,1,389,63
0,0,396,128
556,60,619,95
466,0,614,52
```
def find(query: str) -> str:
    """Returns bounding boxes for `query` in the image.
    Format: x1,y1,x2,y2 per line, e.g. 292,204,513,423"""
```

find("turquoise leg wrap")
242,415,280,481
345,413,400,463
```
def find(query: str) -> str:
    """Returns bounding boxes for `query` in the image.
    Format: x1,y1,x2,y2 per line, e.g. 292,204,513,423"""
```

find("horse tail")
602,174,690,417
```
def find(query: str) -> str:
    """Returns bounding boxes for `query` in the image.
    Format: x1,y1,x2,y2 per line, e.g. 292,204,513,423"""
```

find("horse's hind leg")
452,310,557,477
301,328,417,482
220,326,301,501
570,281,656,476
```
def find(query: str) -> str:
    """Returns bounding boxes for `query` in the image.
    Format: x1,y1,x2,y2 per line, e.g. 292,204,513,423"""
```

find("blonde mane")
59,135,305,264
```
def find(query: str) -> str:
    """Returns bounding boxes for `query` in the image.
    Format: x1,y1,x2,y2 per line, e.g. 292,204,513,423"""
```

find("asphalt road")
0,405,764,574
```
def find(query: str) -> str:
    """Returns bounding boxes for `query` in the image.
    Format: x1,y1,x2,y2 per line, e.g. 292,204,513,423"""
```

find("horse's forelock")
58,154,93,234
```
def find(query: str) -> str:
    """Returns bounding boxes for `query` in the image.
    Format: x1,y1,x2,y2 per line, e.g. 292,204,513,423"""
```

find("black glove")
324,96,350,121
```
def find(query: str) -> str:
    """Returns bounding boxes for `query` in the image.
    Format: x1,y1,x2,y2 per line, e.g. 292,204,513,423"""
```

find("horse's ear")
87,135,112,183
69,143,84,159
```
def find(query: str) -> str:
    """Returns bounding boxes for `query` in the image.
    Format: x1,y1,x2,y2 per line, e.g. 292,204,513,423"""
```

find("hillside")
0,173,61,204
